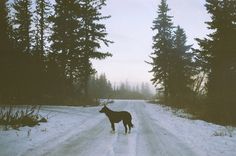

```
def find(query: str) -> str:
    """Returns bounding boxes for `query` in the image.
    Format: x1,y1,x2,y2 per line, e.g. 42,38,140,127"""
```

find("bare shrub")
0,105,47,130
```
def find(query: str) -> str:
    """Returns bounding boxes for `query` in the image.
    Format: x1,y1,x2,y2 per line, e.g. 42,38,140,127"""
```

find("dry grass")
0,105,47,130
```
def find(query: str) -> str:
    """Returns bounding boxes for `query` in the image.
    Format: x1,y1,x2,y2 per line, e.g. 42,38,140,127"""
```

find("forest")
0,0,114,105
149,0,236,125
88,74,153,100
0,0,236,125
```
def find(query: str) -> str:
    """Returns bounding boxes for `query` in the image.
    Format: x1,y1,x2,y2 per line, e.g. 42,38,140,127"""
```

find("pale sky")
93,0,211,85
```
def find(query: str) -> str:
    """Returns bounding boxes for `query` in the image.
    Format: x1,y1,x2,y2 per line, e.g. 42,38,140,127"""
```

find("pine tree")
149,0,174,103
0,0,12,103
34,0,51,55
196,0,236,123
87,73,112,99
0,0,11,51
49,0,82,99
12,0,32,53
170,26,194,104
77,0,112,97
26,0,52,102
49,0,112,102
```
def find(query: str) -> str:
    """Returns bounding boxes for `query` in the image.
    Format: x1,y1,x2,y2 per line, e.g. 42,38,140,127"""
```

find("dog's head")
99,105,109,113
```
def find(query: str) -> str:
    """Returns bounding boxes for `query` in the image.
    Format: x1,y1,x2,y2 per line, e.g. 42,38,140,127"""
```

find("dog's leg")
123,121,128,134
128,124,131,133
128,119,133,133
111,122,115,133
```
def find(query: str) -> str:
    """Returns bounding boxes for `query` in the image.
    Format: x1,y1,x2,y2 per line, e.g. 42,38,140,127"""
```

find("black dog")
99,105,134,134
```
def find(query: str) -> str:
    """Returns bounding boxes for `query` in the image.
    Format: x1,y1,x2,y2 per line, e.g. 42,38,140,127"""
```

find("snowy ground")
0,100,236,156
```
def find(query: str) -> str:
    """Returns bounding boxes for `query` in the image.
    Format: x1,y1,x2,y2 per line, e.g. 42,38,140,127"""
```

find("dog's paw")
110,130,115,134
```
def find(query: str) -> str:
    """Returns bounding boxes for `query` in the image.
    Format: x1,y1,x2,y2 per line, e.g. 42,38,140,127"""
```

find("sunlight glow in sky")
93,0,210,85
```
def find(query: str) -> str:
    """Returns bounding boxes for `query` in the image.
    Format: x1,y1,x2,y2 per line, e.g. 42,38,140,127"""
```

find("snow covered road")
1,100,236,156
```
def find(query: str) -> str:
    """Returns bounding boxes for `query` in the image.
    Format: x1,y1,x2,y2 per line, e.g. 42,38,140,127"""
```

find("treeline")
0,0,112,105
113,81,153,100
88,74,153,100
150,0,236,125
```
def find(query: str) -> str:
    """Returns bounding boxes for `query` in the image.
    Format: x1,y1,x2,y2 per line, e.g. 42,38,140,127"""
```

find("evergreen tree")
49,0,81,98
34,0,51,55
0,0,11,51
170,26,194,104
77,0,112,97
0,0,12,103
149,0,174,103
196,0,236,123
1,0,34,103
88,73,112,99
12,0,32,53
49,0,112,101
28,0,52,102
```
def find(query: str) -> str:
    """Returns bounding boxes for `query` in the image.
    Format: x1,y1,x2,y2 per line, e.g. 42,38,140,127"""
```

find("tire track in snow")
23,104,127,156
23,100,198,156
112,103,138,156
25,102,138,156
43,119,118,156
23,112,108,156
135,101,197,156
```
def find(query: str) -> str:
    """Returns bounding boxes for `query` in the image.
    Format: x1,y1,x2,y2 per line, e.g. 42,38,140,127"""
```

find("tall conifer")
77,0,112,97
170,26,194,104
12,0,32,53
196,0,236,123
149,0,174,102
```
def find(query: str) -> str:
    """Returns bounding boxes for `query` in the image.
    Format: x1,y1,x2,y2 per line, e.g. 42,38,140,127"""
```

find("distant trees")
149,0,195,106
88,74,153,100
111,81,152,100
195,0,236,123
88,74,113,99
0,0,112,105
113,82,152,100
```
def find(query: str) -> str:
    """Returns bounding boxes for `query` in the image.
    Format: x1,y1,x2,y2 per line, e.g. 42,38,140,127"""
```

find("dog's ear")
103,103,108,107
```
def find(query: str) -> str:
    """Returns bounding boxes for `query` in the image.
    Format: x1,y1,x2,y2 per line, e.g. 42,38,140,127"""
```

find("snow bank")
145,103,236,156
0,106,102,156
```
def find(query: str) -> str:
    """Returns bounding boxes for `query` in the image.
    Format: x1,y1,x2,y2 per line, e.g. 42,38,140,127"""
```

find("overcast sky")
93,0,211,85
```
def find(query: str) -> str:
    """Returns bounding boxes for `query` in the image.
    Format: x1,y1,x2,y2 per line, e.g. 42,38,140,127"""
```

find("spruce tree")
49,0,80,98
28,0,52,101
34,0,51,55
0,0,11,51
170,26,194,104
196,0,236,123
0,0,12,103
149,0,174,103
77,0,112,98
12,0,32,53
